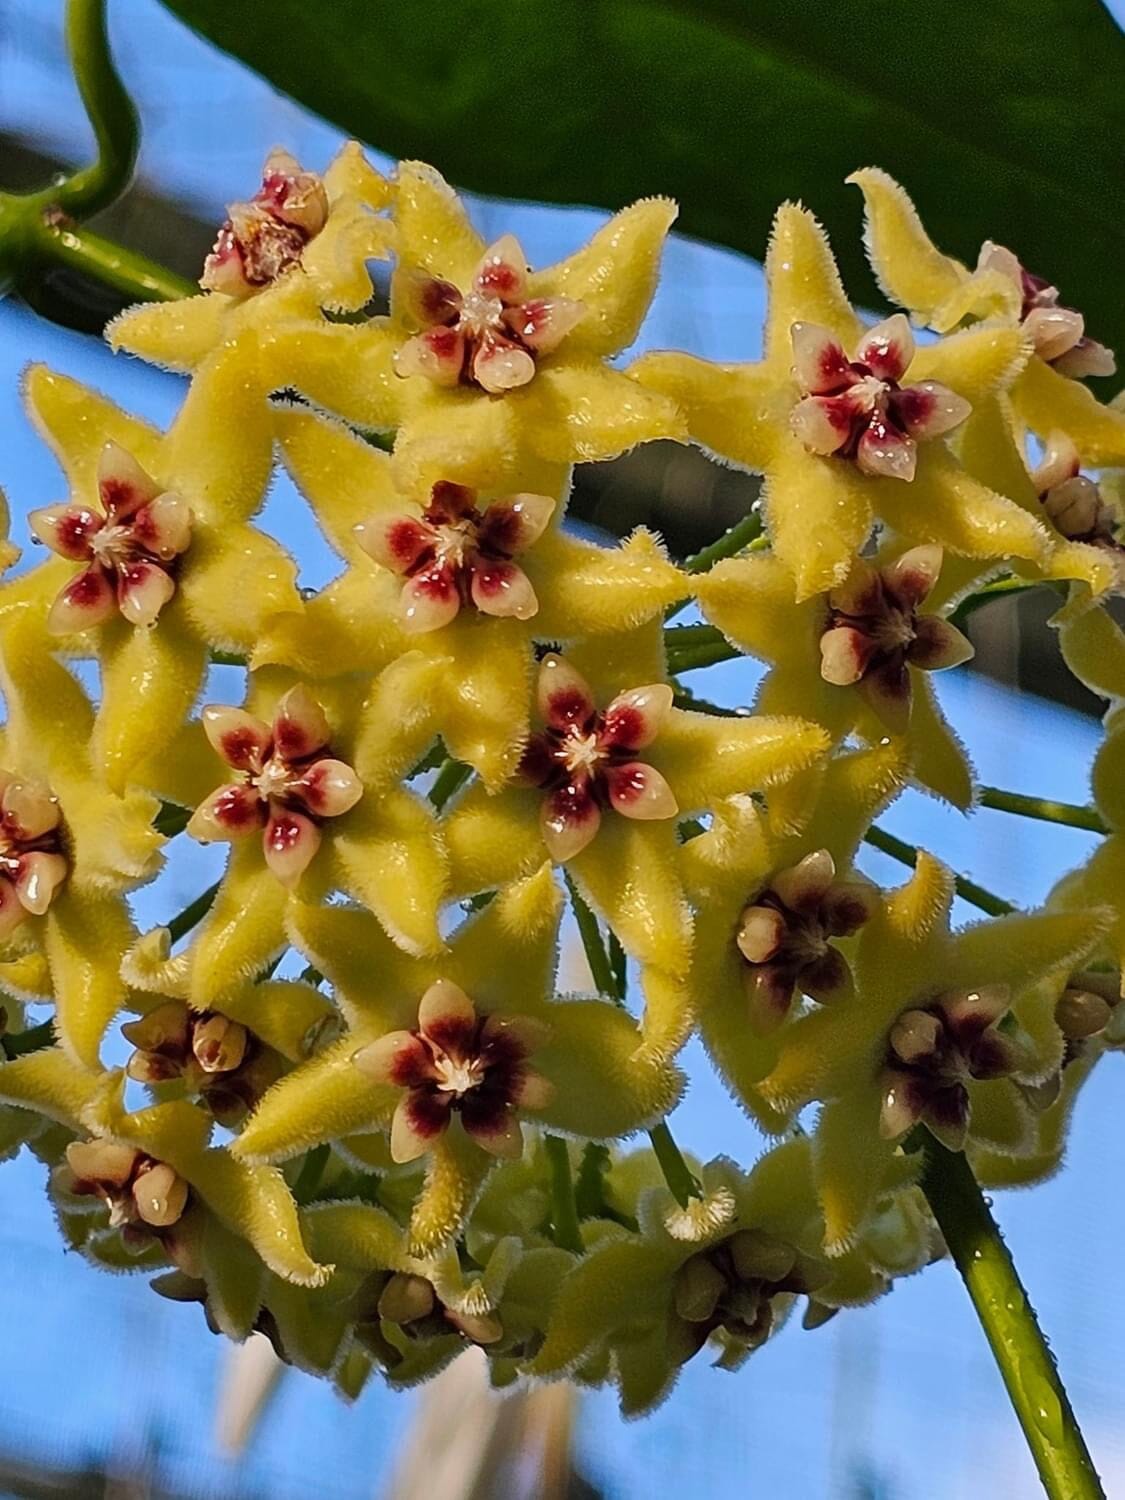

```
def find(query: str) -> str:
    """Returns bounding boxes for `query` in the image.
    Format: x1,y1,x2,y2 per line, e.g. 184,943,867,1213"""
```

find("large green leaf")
161,0,1125,357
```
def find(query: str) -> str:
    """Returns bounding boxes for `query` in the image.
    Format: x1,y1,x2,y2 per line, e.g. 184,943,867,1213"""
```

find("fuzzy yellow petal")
233,1036,395,1163
179,520,301,653
628,352,781,470
847,168,966,317
529,528,689,639
22,365,162,497
1013,359,1125,465
813,1086,898,1256
876,445,1048,564
509,359,687,467
394,160,485,286
653,708,828,810
275,406,400,561
300,198,392,313
908,324,1029,406
1058,605,1125,700
187,1149,330,1286
332,789,449,958
569,819,692,977
763,440,875,600
187,844,289,1006
444,784,545,899
262,320,402,431
107,296,227,372
528,196,677,357
93,607,207,794
45,890,137,1068
420,620,533,790
0,1045,101,1130
902,673,975,811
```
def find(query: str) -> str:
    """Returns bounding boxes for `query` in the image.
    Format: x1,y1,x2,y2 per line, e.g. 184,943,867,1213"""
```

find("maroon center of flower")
976,242,1115,379
201,149,329,298
0,775,68,934
392,1008,530,1144
879,985,1017,1149
736,851,875,1034
671,1229,825,1367
789,317,969,482
395,234,584,394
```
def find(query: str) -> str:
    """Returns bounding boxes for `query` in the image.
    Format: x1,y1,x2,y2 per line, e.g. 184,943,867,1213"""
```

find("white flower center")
89,523,137,568
432,519,478,569
848,374,891,413
252,756,296,802
562,730,604,776
458,290,505,337
433,1052,486,1097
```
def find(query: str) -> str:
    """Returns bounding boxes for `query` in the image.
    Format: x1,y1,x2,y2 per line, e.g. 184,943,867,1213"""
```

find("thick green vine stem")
56,0,139,217
31,220,195,303
920,1139,1105,1500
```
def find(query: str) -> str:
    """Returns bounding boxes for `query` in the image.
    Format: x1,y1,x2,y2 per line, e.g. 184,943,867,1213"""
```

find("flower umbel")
353,977,553,1163
974,242,1115,381
29,440,192,632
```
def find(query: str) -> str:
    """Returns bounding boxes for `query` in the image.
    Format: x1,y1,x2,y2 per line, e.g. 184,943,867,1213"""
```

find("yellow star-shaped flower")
231,866,683,1256
758,850,1110,1252
258,161,686,495
438,621,828,979
632,200,1046,600
5,349,301,791
695,543,977,809
0,608,162,1066
108,142,393,374
134,664,451,1006
850,168,1125,467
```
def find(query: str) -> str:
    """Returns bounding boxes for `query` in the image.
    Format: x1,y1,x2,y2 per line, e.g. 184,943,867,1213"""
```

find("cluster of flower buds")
0,144,1120,1416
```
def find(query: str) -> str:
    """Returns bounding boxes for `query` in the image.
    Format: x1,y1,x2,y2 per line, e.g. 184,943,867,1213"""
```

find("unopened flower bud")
377,1272,436,1325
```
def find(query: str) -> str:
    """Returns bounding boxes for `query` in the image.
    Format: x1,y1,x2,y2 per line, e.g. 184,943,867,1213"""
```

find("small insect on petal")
471,333,536,394
478,492,556,555
133,493,193,561
1,778,61,842
28,503,102,560
790,321,853,395
353,514,436,575
892,382,971,442
601,684,675,752
401,566,461,633
47,566,117,635
908,616,974,672
187,783,264,842
395,328,466,386
13,851,68,915
856,313,915,384
132,1162,189,1227
540,784,601,863
537,653,596,731
474,233,529,302
117,561,176,628
262,808,321,886
1024,305,1085,363
273,684,331,762
469,559,539,620
297,758,363,818
201,705,272,772
771,849,836,914
503,296,586,354
855,421,917,482
603,761,678,821
819,625,875,687
98,441,162,520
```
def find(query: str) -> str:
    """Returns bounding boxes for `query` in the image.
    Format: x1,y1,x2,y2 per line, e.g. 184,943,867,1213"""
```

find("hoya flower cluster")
0,143,1120,1413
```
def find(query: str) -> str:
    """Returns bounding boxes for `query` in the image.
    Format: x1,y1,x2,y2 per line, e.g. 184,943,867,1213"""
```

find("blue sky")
0,5,1122,1496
